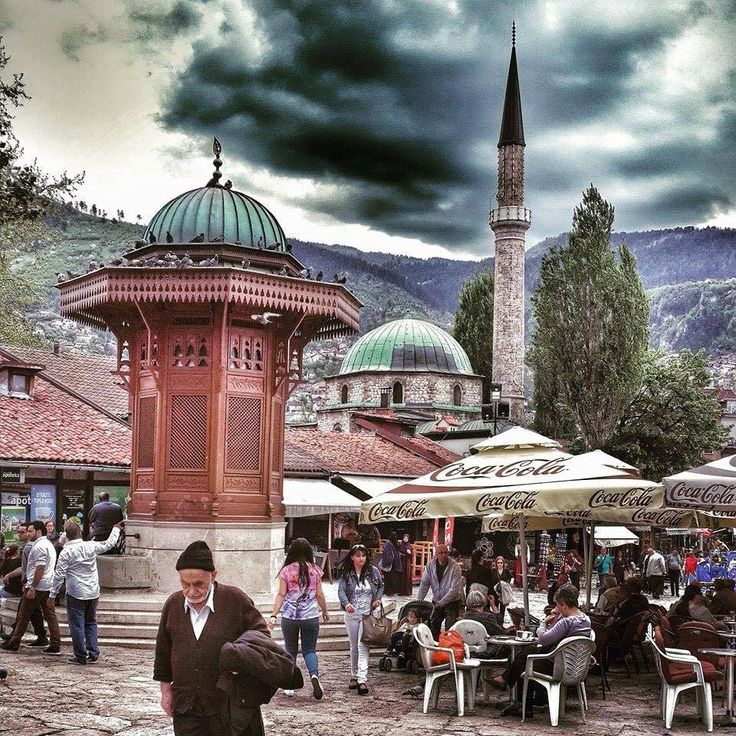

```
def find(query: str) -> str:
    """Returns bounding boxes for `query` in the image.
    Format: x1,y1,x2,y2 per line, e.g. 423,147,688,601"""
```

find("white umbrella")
594,526,639,548
664,455,736,512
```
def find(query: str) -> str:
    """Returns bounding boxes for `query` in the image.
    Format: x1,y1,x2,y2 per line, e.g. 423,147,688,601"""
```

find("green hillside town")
1,3,735,735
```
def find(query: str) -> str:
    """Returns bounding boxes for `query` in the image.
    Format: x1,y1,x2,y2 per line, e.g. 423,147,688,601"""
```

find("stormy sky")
2,0,734,258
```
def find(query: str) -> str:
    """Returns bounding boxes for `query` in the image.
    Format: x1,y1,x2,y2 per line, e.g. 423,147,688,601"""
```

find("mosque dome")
339,319,476,376
143,138,287,251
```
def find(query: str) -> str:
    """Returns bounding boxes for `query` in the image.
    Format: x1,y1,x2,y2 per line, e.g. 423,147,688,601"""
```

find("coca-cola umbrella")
359,427,663,621
664,455,736,512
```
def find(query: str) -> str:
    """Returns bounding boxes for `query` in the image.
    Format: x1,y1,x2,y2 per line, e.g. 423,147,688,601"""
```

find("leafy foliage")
528,185,650,449
606,350,729,479
453,269,494,378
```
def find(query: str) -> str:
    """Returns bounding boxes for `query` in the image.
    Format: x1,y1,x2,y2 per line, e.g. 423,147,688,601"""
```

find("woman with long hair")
269,538,329,699
493,555,512,622
380,532,402,596
337,543,384,695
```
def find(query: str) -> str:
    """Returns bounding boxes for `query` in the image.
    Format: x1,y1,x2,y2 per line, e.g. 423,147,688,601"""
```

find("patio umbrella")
664,455,736,512
360,427,663,621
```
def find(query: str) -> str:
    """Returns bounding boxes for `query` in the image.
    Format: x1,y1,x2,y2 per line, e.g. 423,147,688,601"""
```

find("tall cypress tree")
528,185,649,448
453,269,494,379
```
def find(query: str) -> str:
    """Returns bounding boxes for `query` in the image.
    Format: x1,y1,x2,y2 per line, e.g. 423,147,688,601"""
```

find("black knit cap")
176,541,215,572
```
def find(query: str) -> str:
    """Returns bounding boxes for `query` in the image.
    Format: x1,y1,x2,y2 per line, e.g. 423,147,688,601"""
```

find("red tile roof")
718,388,736,402
285,427,459,476
0,377,131,466
0,346,129,419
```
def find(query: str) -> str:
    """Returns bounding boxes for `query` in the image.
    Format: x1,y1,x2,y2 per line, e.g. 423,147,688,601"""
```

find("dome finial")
207,137,223,187
512,21,516,47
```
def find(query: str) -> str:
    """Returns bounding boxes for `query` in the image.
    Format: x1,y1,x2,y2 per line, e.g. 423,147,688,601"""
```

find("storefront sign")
30,485,56,523
1,468,25,484
444,517,455,546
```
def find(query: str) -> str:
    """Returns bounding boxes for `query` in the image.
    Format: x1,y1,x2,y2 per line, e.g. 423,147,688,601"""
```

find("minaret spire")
489,26,531,425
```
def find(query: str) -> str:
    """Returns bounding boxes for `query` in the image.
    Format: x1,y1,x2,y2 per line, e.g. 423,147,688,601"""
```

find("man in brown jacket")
153,541,269,736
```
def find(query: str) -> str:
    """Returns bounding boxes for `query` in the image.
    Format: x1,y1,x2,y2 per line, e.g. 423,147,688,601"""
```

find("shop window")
341,384,349,404
453,384,462,406
392,381,403,405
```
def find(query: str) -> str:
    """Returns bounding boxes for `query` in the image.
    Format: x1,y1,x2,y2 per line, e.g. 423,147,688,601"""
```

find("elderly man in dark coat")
153,541,270,736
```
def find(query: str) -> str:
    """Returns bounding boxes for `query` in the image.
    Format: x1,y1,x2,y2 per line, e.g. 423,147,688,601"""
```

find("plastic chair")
413,623,481,716
449,619,508,701
520,635,596,726
677,621,722,670
647,625,722,732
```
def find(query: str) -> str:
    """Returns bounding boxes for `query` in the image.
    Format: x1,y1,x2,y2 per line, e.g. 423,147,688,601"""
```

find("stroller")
378,600,433,674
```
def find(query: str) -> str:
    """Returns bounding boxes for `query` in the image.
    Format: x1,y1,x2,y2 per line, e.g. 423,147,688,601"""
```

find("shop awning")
283,478,361,518
593,525,639,548
334,474,410,500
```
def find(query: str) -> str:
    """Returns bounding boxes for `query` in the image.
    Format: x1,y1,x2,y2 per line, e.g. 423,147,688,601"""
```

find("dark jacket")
88,500,124,538
465,565,498,596
153,582,269,716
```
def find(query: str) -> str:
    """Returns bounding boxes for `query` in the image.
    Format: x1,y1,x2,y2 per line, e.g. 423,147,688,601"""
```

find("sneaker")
0,641,19,652
67,656,86,665
87,655,99,664
311,675,324,700
282,689,295,697
41,646,61,656
357,683,369,696
26,638,49,648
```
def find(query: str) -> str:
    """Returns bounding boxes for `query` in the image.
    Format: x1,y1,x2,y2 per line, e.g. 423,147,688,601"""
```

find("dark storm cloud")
155,0,736,252
129,0,203,40
60,24,109,61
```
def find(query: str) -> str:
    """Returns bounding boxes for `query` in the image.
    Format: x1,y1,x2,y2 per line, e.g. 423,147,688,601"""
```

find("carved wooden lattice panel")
169,395,208,469
226,396,261,471
137,395,156,468
228,328,264,373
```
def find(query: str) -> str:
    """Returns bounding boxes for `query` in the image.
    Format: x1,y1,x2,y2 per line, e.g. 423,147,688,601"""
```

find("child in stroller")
379,600,433,674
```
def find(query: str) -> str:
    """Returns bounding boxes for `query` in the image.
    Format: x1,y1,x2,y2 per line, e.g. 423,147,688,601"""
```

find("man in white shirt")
645,546,667,600
1,520,61,655
50,520,123,665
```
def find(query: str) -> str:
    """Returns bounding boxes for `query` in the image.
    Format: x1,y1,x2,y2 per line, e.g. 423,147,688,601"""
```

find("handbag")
360,604,395,647
431,629,465,666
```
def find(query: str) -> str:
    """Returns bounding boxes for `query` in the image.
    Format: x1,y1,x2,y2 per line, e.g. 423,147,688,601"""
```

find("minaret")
490,23,530,424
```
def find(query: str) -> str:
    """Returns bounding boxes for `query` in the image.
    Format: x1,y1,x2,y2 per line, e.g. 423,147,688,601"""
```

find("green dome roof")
144,185,287,251
339,319,475,376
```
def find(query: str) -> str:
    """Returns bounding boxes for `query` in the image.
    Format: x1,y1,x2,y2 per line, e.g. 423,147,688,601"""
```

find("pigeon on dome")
471,426,561,453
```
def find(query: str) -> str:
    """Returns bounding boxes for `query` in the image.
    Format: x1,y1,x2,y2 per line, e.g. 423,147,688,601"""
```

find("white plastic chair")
646,626,717,732
449,619,509,701
521,635,596,726
413,623,481,716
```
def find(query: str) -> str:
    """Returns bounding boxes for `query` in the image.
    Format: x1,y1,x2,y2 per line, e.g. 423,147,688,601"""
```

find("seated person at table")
461,590,508,658
593,575,628,615
466,549,499,601
708,577,736,617
609,577,650,621
670,583,722,628
492,585,592,718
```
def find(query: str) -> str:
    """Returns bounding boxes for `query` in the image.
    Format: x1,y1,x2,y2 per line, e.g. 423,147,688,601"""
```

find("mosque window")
392,381,403,405
341,384,349,404
453,384,462,406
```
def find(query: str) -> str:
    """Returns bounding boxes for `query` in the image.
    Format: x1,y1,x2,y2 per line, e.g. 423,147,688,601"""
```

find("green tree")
528,185,649,448
453,269,494,379
606,350,729,480
0,38,82,345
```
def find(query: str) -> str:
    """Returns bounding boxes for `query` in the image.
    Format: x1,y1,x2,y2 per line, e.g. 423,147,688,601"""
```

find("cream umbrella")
664,455,736,512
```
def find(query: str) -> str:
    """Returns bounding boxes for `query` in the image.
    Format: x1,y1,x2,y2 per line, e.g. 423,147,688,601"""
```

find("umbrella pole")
582,526,589,602
518,516,530,628
586,522,596,609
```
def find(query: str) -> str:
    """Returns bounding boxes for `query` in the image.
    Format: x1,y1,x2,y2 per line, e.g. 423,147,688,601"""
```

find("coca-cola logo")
668,482,736,507
367,499,428,522
475,491,539,514
588,487,656,510
485,517,527,532
630,508,690,526
429,457,569,483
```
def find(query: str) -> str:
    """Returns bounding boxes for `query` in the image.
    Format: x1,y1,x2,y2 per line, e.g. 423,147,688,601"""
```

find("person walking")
594,546,613,589
0,520,61,655
0,523,47,646
154,540,269,735
268,538,329,700
666,547,683,597
49,521,123,665
683,548,698,585
645,546,667,600
613,550,626,585
88,492,124,544
417,543,463,639
564,546,584,590
337,543,383,696
398,533,413,596
380,532,402,596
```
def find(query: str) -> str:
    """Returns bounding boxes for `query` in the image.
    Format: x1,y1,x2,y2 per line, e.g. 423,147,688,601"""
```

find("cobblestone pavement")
0,640,722,736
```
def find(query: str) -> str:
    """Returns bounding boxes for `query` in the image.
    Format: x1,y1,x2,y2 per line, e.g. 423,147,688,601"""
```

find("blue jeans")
66,595,99,663
281,616,320,677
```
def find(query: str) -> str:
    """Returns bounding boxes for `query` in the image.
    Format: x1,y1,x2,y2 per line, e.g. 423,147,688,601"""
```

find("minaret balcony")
490,205,532,227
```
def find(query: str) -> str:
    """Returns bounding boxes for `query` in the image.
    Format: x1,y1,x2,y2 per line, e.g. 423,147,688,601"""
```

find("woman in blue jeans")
269,538,329,699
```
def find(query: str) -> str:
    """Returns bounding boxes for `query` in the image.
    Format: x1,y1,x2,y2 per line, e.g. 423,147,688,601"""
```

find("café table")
719,631,736,650
487,634,539,704
699,647,736,728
